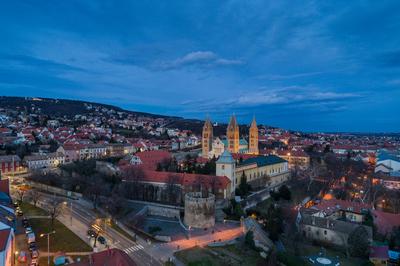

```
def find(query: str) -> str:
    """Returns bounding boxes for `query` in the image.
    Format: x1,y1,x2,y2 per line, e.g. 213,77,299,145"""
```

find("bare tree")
166,174,180,204
16,185,30,203
84,175,108,210
29,189,42,207
46,198,63,229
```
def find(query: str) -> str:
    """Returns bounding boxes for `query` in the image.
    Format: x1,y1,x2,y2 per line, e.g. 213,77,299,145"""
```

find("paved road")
70,200,162,266
20,189,163,266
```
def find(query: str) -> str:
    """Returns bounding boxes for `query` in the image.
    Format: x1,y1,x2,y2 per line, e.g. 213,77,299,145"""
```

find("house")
131,150,172,170
275,149,310,170
68,248,136,266
372,210,400,236
107,143,135,157
310,198,371,223
370,245,389,266
299,212,372,247
0,155,25,176
375,149,400,175
24,152,65,169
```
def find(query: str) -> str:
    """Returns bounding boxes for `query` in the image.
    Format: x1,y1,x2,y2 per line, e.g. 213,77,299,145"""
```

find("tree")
84,176,109,210
46,198,63,229
16,185,30,203
264,205,283,241
29,189,42,207
245,230,255,249
236,172,251,197
348,226,370,258
278,185,291,201
105,185,126,220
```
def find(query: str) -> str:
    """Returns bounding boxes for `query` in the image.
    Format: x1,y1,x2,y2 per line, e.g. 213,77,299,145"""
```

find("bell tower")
226,114,239,153
249,116,259,155
202,117,213,158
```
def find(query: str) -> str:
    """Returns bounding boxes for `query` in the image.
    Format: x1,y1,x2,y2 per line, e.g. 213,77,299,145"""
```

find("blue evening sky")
1,1,399,132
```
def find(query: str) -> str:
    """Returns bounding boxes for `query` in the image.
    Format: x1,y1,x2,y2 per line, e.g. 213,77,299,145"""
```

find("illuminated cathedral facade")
201,115,259,158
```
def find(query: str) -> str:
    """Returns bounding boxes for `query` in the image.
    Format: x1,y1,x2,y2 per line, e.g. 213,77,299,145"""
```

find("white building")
375,149,400,175
24,153,65,169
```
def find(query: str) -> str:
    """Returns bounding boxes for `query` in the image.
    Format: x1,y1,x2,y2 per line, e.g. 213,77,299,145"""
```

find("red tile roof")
0,179,10,196
136,150,172,170
0,228,11,251
69,248,136,266
312,199,371,215
122,168,231,190
370,245,389,259
372,210,400,235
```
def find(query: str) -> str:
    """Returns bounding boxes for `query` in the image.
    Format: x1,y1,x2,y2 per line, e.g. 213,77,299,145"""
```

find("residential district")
0,98,400,266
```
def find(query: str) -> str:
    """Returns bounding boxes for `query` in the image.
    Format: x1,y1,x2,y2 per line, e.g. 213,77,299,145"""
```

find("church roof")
221,138,247,146
238,155,287,167
217,150,235,164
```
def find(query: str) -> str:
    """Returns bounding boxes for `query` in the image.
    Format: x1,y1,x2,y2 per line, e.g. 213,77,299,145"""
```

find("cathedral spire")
202,116,213,158
249,115,259,155
227,114,239,153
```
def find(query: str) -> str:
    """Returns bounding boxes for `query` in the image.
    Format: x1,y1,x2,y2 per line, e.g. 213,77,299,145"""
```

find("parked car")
23,218,29,227
16,209,23,216
87,229,96,238
29,242,37,251
97,236,106,245
31,250,39,259
27,232,36,244
30,258,38,266
18,251,27,263
13,202,19,208
25,227,33,235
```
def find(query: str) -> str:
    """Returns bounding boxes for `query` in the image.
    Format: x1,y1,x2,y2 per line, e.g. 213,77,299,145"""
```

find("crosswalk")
123,244,144,254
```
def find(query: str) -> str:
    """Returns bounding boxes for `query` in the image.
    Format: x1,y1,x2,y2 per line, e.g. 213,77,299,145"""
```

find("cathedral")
202,115,259,158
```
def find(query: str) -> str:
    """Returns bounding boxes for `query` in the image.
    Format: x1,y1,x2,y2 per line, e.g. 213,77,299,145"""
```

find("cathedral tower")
249,116,259,155
226,115,239,153
202,117,213,158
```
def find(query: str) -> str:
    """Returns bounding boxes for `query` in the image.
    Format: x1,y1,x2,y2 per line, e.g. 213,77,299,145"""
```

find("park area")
17,202,92,266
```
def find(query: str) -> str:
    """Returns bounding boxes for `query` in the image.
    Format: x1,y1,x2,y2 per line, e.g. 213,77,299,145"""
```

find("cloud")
153,51,244,70
0,54,84,72
180,86,363,115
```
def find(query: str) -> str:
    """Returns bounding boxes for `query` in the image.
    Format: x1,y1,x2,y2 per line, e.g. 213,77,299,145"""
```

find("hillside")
0,96,179,119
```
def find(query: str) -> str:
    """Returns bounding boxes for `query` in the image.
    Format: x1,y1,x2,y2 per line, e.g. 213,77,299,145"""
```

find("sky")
0,1,399,132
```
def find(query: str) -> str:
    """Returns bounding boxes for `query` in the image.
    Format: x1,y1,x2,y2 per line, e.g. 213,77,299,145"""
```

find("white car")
25,227,33,235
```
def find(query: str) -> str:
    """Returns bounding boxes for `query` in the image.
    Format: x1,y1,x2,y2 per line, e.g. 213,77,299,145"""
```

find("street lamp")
40,230,56,266
14,251,18,265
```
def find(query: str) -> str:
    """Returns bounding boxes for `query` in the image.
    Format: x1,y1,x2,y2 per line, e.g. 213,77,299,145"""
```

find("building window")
324,230,327,235
221,165,225,170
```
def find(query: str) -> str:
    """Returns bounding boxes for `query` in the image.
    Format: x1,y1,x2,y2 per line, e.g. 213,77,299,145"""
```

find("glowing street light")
40,230,56,266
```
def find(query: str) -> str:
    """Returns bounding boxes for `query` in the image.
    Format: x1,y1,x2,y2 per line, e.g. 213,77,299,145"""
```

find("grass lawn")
29,218,92,252
175,244,263,266
20,202,49,216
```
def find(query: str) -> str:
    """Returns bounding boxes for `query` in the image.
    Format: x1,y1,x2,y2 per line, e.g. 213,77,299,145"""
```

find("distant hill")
0,96,261,135
0,96,179,119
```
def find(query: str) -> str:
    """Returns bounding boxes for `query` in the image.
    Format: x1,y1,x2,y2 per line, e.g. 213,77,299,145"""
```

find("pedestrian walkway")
40,251,93,256
123,243,144,254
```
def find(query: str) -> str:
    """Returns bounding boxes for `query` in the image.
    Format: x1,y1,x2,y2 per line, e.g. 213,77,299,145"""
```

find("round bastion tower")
184,192,215,229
